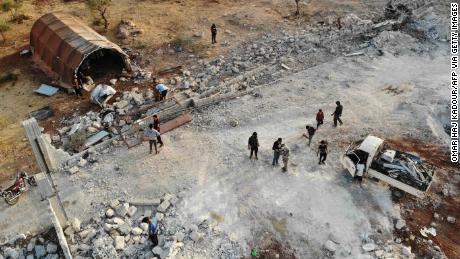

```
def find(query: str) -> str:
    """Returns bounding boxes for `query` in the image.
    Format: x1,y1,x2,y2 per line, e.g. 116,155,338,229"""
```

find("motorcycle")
0,172,37,205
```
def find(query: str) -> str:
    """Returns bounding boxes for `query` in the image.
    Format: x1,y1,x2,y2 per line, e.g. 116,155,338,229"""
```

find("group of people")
247,101,344,171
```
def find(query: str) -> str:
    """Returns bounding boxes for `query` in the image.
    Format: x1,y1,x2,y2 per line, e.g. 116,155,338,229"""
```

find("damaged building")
30,12,132,89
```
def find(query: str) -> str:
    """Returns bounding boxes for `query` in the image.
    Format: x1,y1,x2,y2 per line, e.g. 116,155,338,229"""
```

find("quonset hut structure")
30,12,132,89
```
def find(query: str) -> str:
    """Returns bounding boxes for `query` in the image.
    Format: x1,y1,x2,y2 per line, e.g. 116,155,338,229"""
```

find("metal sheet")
84,131,110,147
34,84,59,96
30,13,132,88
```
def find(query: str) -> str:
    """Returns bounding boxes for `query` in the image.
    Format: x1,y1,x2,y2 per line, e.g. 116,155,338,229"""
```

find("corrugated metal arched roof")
30,12,131,88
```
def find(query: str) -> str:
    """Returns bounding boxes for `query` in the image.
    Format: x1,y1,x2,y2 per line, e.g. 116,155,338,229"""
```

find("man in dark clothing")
211,24,217,44
144,123,160,154
73,75,83,97
316,109,324,129
272,138,282,166
331,101,343,127
142,217,159,247
248,132,259,160
153,114,164,147
317,140,328,165
303,125,316,146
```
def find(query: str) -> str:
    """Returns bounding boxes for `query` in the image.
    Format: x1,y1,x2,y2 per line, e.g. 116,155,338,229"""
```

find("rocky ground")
0,0,458,259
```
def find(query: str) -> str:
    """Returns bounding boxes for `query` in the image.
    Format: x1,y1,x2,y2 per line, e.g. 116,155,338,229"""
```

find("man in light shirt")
153,78,169,101
355,162,365,187
144,123,160,154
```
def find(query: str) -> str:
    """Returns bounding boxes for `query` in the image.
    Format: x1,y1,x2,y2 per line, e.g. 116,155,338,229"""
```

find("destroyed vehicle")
341,135,435,197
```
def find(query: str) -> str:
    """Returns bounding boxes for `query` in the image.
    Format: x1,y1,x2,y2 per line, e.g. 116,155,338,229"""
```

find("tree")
86,0,112,30
294,0,300,15
0,20,10,43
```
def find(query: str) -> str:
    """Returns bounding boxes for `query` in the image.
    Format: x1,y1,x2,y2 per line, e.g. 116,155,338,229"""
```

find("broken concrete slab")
157,201,170,213
84,131,110,148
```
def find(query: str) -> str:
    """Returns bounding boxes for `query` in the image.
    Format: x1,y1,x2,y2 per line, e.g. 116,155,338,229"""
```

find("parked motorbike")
0,172,37,205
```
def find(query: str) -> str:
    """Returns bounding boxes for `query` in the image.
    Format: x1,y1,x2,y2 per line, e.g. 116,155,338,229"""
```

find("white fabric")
356,163,365,176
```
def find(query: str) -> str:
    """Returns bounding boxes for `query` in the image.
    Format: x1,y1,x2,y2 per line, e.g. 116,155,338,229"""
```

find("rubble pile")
52,87,158,153
0,231,63,259
371,31,420,54
64,194,244,259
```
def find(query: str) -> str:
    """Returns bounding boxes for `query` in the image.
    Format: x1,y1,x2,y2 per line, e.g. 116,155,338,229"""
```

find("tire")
5,192,19,205
28,176,37,186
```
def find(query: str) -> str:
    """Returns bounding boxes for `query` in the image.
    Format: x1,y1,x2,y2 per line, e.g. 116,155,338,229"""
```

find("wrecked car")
341,135,435,197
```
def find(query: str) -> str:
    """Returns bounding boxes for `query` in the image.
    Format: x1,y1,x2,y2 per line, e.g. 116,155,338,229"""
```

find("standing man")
153,114,164,147
316,109,324,129
248,132,259,160
143,217,158,248
153,78,169,101
272,138,282,166
211,24,217,44
331,101,343,127
317,140,328,165
144,123,160,154
280,144,290,172
303,125,316,146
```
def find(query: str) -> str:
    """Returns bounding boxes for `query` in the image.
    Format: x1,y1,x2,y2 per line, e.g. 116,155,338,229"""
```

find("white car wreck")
341,135,435,197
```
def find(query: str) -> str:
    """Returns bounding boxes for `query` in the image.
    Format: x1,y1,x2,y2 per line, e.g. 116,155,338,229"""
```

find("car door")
342,152,360,177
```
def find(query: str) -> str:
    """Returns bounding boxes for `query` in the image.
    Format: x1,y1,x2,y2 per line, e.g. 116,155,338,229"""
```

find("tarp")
30,12,132,89
90,84,116,107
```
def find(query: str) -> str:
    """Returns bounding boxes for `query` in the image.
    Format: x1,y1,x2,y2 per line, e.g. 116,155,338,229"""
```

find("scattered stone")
78,158,87,167
110,79,118,85
113,217,125,225
157,201,171,213
190,231,202,242
114,236,125,250
110,199,120,209
68,166,79,175
362,243,376,252
281,63,291,70
395,219,406,230
140,223,149,232
116,203,130,217
176,232,185,242
106,208,115,218
375,250,384,258
229,119,239,127
51,135,60,143
442,187,449,196
46,242,58,254
127,206,138,217
324,240,337,252
401,246,411,256
131,227,143,236
4,247,19,259
447,216,456,224
45,254,59,259
35,245,46,258
70,217,81,232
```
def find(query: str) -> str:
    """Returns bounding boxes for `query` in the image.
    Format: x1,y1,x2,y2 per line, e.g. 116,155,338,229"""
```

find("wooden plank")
158,65,182,76
159,113,192,134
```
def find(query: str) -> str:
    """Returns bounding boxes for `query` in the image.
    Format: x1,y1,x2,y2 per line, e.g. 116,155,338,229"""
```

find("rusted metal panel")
30,12,132,89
